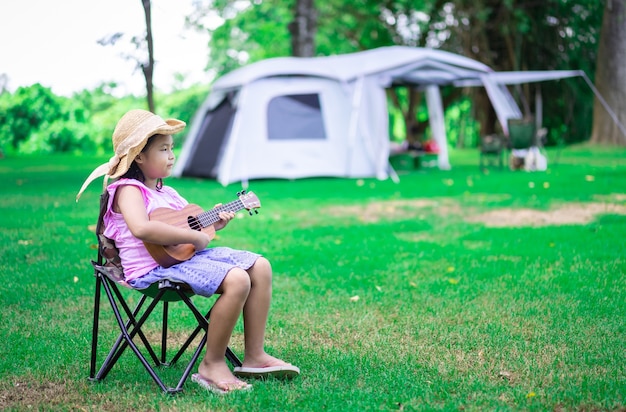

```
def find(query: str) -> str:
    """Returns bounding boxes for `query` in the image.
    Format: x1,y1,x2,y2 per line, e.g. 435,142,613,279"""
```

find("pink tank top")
103,179,188,281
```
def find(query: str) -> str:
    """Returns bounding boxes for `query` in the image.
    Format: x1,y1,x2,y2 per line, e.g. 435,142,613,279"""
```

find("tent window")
267,94,327,140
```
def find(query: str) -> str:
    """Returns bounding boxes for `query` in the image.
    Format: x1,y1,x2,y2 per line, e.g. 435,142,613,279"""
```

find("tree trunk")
288,0,316,57
461,0,505,137
141,0,156,112
405,89,423,146
591,0,626,145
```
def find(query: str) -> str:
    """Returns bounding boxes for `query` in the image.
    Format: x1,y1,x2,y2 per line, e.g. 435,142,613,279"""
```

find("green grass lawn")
0,145,625,411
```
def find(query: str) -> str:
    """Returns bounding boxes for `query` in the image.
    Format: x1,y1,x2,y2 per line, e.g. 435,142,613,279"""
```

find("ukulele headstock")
237,190,261,214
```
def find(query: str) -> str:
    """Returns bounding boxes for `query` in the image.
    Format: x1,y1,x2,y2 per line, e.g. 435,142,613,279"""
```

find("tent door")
183,97,236,178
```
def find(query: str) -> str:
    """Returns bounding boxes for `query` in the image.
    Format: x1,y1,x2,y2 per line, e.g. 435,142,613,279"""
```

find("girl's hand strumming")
191,231,212,251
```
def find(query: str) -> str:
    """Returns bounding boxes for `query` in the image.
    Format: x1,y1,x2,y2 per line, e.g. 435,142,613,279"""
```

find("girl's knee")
254,256,272,272
250,257,272,283
221,268,251,298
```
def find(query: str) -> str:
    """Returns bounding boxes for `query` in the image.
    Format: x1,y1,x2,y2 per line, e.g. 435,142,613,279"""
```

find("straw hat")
76,109,186,201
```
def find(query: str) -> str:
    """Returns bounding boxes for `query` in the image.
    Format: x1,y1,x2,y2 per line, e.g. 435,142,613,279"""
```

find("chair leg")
102,280,162,370
161,301,168,365
226,347,243,368
102,280,174,392
93,277,158,380
89,275,103,381
91,274,145,382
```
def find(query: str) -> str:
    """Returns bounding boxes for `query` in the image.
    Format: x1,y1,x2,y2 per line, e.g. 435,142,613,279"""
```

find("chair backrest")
93,192,126,283
480,134,503,152
507,117,537,149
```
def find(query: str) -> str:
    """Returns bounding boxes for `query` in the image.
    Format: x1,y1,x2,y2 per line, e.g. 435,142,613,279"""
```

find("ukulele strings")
196,200,244,228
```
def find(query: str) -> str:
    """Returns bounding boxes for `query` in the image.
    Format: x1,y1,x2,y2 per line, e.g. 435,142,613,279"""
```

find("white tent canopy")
174,46,582,186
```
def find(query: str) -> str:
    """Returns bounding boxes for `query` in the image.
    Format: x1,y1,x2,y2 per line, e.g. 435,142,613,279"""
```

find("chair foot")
165,387,184,395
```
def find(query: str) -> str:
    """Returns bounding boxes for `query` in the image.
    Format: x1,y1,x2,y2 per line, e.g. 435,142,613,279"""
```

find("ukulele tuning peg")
254,210,259,214
249,211,253,216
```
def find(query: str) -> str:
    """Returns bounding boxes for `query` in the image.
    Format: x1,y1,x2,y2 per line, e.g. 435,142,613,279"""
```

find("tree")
0,84,64,150
98,0,156,112
590,0,626,145
141,0,156,112
289,0,317,57
187,0,293,76
0,84,98,154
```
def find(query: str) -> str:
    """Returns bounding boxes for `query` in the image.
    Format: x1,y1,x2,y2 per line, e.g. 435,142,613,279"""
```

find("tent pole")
425,85,450,170
346,77,364,176
535,86,543,129
581,73,626,140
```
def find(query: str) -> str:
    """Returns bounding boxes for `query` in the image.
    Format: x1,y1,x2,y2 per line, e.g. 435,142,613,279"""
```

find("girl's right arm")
115,185,211,251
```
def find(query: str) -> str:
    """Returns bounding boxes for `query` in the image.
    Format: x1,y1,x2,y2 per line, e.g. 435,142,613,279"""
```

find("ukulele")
144,190,261,268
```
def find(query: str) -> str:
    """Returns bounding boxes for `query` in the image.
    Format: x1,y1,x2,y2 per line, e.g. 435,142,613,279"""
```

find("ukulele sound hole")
187,216,202,231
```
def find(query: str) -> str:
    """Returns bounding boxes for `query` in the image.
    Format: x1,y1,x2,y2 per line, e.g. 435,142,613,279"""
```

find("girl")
77,109,299,394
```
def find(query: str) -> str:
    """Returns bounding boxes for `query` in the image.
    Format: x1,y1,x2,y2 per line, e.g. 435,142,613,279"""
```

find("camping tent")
173,46,583,186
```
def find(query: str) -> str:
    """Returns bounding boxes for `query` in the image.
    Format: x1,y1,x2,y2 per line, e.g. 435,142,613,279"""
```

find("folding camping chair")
479,134,505,170
507,117,547,170
88,193,242,394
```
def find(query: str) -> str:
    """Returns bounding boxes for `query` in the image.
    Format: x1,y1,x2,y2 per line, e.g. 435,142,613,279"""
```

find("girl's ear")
135,153,144,164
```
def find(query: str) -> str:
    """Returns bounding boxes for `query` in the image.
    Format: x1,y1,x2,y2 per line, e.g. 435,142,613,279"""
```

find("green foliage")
188,0,294,74
0,84,119,154
1,147,625,410
445,97,480,148
388,87,480,148
158,83,211,131
316,0,434,52
0,84,174,155
518,0,603,144
189,0,437,71
0,82,209,156
0,84,65,152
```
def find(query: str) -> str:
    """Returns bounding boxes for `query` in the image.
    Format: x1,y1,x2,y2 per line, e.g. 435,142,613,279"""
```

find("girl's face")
135,134,175,181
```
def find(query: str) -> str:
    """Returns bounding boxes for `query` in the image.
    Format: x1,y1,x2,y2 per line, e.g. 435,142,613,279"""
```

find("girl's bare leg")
241,257,293,367
198,268,250,387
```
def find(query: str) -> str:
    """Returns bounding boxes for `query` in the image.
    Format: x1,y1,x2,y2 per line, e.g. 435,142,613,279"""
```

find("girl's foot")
192,373,252,395
198,360,243,390
240,354,295,369
234,354,300,379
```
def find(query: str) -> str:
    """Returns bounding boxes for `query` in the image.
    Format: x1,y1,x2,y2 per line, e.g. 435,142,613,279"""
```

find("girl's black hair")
120,135,163,191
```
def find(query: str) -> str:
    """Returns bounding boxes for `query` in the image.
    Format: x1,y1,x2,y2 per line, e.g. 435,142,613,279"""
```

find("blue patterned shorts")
128,247,261,297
